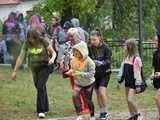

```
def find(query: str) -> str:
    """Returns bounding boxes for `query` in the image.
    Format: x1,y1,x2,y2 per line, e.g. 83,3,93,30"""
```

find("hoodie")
71,41,95,87
88,43,112,77
118,56,144,85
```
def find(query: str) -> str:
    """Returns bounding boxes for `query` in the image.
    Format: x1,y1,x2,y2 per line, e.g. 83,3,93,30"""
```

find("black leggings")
72,84,94,116
31,65,50,113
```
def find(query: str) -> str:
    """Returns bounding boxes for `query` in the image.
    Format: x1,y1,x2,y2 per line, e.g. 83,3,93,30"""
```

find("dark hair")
7,12,17,22
90,28,103,42
90,28,102,37
63,21,73,29
52,16,59,24
95,28,102,37
17,13,24,22
27,30,43,45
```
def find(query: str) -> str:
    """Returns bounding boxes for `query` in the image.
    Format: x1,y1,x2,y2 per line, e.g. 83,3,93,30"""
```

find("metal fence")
107,40,156,71
0,39,157,76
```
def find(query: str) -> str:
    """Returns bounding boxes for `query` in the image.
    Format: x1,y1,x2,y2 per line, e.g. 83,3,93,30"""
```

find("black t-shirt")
153,48,160,72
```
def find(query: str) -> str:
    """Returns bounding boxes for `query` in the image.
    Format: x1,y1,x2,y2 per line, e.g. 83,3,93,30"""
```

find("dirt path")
47,110,157,120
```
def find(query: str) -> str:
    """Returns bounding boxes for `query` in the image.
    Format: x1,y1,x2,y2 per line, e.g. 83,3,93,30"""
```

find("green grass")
0,66,156,120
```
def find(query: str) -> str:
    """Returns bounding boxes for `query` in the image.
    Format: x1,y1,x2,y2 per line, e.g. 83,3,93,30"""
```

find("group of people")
0,11,26,66
1,12,159,120
10,13,111,120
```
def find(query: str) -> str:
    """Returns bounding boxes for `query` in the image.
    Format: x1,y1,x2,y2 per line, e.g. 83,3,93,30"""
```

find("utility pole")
137,0,144,61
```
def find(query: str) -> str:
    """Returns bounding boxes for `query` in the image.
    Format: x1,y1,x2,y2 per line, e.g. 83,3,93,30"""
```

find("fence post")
137,0,144,62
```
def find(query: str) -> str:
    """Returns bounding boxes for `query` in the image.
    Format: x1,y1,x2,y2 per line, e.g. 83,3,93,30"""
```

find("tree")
156,0,160,35
112,0,157,40
27,0,113,38
27,0,96,26
112,0,137,40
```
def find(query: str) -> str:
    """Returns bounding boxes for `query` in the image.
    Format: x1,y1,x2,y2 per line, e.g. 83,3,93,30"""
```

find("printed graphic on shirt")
28,47,43,55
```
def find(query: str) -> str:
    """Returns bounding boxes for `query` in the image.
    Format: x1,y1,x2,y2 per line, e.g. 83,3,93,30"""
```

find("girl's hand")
65,69,73,76
48,58,55,65
59,60,65,72
73,71,81,76
11,71,16,80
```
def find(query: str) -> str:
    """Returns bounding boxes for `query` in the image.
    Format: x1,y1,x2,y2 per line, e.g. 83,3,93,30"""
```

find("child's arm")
94,59,111,67
48,44,56,64
133,57,143,85
73,60,95,80
94,47,112,67
11,43,27,80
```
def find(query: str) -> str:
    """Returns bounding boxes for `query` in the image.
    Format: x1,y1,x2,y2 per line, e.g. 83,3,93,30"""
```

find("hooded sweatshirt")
71,41,95,87
88,43,112,77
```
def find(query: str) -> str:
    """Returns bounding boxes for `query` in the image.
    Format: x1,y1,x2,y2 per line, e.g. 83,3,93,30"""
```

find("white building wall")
0,0,40,21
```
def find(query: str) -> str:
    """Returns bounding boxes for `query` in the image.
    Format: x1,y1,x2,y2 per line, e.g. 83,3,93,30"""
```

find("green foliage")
113,0,138,40
27,0,159,40
26,0,114,38
113,0,157,40
27,0,96,26
143,0,157,39
156,0,160,34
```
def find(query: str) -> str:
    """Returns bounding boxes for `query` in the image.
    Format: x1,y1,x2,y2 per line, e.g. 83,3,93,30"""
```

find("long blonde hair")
124,38,138,58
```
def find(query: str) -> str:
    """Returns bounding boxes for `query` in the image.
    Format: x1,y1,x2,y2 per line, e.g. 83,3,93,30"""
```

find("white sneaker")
137,115,143,120
38,113,45,118
90,116,96,120
76,115,84,120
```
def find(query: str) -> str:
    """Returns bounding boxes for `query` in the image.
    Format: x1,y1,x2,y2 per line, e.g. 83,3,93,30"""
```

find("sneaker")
131,113,143,120
100,112,109,120
136,113,143,120
38,113,45,119
127,116,134,120
76,115,84,120
90,116,96,120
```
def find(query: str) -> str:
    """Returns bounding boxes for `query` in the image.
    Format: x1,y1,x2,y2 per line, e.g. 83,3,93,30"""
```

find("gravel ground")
47,110,157,120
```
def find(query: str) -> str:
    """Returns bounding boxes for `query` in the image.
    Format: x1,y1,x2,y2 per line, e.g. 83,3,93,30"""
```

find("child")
118,39,143,120
65,41,96,120
153,34,160,120
11,30,56,118
60,28,90,113
88,28,112,120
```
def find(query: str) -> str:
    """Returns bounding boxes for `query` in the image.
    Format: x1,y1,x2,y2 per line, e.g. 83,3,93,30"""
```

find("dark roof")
0,0,20,5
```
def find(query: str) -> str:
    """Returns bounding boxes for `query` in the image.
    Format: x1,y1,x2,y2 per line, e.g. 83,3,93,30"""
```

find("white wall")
0,0,40,21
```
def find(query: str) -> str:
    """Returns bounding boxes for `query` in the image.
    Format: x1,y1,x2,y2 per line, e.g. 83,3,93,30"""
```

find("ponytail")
90,28,103,42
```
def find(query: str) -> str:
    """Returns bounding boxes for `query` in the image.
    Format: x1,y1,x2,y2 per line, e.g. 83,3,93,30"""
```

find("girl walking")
3,12,19,69
153,34,160,120
61,28,90,113
88,29,112,120
11,30,56,118
118,39,143,120
65,41,96,120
